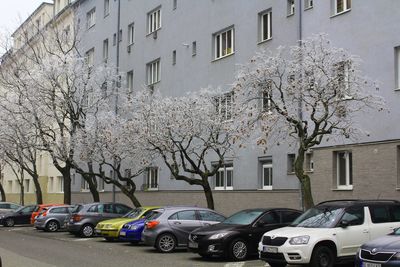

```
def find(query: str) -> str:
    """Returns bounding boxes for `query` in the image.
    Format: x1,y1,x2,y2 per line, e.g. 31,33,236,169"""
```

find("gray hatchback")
141,206,226,253
34,205,73,232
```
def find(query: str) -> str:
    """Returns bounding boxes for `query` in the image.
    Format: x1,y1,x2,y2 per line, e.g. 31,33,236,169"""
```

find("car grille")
262,236,288,246
189,234,206,242
360,249,396,262
260,252,285,260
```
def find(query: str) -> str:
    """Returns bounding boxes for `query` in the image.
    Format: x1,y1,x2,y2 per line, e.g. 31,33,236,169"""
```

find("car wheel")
155,233,177,253
80,224,94,237
310,245,335,267
229,239,248,261
45,221,59,232
4,218,14,227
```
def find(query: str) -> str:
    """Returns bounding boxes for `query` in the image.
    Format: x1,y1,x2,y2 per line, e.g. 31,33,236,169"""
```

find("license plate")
263,246,278,253
188,241,198,248
363,262,381,267
120,231,126,236
95,229,101,234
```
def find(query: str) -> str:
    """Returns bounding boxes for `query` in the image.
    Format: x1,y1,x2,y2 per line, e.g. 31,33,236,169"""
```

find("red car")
31,204,63,224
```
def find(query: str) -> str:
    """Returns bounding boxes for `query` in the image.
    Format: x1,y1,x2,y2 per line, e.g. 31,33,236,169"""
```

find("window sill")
330,9,351,18
257,38,272,46
214,187,233,191
287,172,295,175
145,188,159,191
395,88,400,91
212,52,235,63
146,28,161,37
87,24,95,30
81,189,90,192
104,13,109,18
286,13,295,18
333,186,353,191
259,187,273,191
147,81,160,87
304,7,313,11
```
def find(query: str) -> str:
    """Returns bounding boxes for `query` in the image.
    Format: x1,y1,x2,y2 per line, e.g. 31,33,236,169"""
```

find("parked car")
0,202,22,214
66,202,132,237
0,205,38,226
31,204,64,224
95,206,160,241
355,227,400,267
258,199,400,267
141,206,226,253
119,208,163,244
34,205,74,232
188,208,302,261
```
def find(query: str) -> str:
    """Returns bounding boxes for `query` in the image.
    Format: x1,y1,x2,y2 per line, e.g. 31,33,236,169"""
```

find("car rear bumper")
141,230,157,246
67,223,82,233
34,220,46,229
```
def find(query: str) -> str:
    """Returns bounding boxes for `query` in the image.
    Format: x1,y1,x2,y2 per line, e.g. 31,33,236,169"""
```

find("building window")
113,33,116,46
192,41,197,56
287,0,295,16
335,61,351,95
215,165,233,190
147,59,160,85
304,0,313,9
336,151,353,189
397,146,400,188
81,179,90,191
395,47,400,90
98,177,104,191
48,177,54,193
287,154,295,174
259,10,272,42
173,0,177,10
118,29,122,42
213,27,234,60
57,176,63,193
147,7,161,34
334,0,351,15
262,162,273,190
24,179,30,193
7,181,13,193
215,92,233,121
127,70,133,94
128,23,135,46
146,167,159,190
85,48,94,67
172,50,176,65
305,152,314,172
103,39,108,62
86,8,96,29
104,0,110,17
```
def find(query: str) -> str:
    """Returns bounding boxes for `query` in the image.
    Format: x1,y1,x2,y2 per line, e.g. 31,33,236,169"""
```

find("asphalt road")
0,226,354,267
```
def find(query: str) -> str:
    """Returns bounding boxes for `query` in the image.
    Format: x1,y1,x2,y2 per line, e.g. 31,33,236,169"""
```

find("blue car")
119,209,162,244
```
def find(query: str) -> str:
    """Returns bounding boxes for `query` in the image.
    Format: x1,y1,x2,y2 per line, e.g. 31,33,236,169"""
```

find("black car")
356,227,400,267
188,208,302,261
0,205,38,227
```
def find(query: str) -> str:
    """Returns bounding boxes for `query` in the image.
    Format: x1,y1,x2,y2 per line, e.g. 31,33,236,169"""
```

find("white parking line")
224,262,246,267
72,238,92,242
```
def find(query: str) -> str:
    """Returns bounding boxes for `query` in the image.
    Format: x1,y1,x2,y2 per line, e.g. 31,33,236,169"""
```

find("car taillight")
145,221,159,229
72,214,82,222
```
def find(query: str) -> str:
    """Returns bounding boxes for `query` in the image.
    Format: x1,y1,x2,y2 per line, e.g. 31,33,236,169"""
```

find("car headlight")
209,232,229,240
128,225,139,230
391,252,400,260
289,235,310,245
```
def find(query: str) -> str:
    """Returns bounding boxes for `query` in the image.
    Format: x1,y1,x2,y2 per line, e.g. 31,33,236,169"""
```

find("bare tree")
233,34,384,209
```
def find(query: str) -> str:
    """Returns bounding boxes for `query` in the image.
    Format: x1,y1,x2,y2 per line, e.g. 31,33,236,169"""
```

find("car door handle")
203,223,211,226
173,222,181,225
362,229,369,233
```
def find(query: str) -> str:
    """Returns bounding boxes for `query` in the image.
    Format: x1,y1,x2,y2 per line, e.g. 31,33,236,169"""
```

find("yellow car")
95,206,160,241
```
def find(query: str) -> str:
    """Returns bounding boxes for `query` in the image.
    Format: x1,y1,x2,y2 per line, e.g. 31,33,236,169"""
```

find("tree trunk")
31,174,43,204
0,183,5,201
20,184,24,206
62,166,72,204
295,148,315,210
121,186,141,207
87,175,100,202
202,180,215,210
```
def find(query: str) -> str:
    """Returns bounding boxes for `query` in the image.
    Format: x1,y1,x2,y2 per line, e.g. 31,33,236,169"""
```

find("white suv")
258,200,400,267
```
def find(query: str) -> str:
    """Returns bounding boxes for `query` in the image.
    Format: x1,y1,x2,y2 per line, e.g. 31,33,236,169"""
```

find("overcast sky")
0,0,51,55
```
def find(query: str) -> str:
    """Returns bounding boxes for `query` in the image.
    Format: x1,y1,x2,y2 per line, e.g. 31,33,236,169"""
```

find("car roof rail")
318,199,400,205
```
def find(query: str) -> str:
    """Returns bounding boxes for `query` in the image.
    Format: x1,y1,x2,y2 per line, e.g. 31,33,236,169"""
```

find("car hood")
125,218,145,226
263,226,331,238
362,235,400,251
97,218,135,228
191,223,243,235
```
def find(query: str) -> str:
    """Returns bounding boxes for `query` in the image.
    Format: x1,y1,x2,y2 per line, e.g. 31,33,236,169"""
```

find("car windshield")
290,206,344,228
71,205,83,213
392,228,400,235
222,210,264,225
123,208,143,218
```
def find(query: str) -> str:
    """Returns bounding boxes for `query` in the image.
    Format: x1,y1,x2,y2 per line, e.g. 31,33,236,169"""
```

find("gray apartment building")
69,0,400,214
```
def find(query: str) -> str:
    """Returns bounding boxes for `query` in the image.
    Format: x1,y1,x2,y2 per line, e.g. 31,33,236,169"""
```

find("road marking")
73,238,91,242
224,262,246,267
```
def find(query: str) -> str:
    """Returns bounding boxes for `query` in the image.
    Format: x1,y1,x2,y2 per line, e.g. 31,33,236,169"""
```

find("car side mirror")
339,220,349,228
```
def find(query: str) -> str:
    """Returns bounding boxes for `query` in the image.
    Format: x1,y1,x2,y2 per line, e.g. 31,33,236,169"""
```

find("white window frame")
57,176,64,193
214,27,234,60
104,0,110,17
86,8,96,29
216,92,234,121
305,152,314,172
81,179,90,192
147,7,161,34
304,0,313,9
24,179,30,193
98,177,105,191
336,151,353,190
85,48,95,67
48,177,54,193
146,167,159,190
259,10,272,42
103,39,108,62
147,59,160,85
334,0,351,15
395,46,400,90
287,154,296,174
215,166,233,190
262,163,273,190
172,50,176,65
336,60,351,95
127,70,133,94
128,23,135,46
288,0,295,16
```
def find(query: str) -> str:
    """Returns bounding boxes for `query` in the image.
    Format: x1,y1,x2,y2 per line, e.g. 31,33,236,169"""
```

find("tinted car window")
20,205,36,213
169,210,197,220
223,210,265,225
369,206,390,223
198,210,225,222
72,205,83,213
390,205,400,221
51,207,69,214
291,207,344,228
10,204,20,209
103,204,113,213
341,206,364,226
114,204,130,215
0,204,9,209
257,212,279,224
281,210,301,223
87,205,98,213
